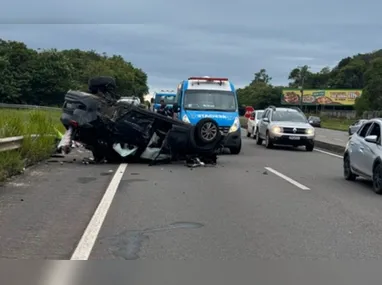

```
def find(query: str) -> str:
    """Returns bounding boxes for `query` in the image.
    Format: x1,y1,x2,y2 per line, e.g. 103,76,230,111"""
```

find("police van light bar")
188,77,229,81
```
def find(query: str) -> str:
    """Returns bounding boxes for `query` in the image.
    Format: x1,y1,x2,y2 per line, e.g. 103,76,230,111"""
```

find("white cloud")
0,0,381,92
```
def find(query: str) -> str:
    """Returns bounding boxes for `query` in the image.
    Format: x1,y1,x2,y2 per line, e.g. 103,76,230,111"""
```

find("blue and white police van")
173,76,241,154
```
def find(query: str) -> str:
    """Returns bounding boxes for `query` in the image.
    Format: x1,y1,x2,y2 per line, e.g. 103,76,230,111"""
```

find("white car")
246,110,264,139
343,118,382,194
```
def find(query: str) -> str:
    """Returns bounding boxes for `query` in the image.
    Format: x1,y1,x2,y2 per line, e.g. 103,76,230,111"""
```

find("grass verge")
0,109,65,182
319,116,354,132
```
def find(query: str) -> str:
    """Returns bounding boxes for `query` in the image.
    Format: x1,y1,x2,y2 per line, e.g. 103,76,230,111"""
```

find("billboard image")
281,89,362,106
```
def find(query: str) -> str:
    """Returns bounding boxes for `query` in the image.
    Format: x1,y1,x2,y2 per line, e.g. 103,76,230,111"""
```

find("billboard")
281,89,362,106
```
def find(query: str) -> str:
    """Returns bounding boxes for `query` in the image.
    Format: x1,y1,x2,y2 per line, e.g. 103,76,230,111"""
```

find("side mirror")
365,135,378,143
263,117,269,123
172,103,180,113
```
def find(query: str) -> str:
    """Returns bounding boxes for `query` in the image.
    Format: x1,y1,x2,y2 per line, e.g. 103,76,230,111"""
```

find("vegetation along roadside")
0,109,65,182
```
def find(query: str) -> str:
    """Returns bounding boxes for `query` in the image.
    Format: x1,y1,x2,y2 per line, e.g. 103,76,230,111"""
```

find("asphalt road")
315,127,348,146
2,132,382,264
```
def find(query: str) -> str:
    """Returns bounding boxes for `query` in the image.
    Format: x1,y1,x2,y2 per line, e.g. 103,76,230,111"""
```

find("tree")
0,38,149,106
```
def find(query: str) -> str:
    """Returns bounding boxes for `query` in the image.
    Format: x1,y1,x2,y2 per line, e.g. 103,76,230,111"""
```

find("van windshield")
183,90,237,112
155,95,176,104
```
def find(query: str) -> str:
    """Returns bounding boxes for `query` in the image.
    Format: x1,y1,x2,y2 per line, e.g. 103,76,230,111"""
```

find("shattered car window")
183,90,236,111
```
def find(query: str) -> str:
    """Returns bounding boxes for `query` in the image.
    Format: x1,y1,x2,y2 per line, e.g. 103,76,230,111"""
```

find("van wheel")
230,139,242,154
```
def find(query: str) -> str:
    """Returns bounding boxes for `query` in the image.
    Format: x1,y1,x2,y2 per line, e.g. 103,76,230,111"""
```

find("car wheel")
195,118,219,144
256,131,263,145
230,139,242,154
348,129,352,135
305,143,314,151
265,132,273,148
246,128,251,137
343,154,356,181
373,163,382,194
252,127,257,139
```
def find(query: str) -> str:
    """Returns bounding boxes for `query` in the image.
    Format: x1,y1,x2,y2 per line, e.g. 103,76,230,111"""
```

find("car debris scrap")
57,76,226,167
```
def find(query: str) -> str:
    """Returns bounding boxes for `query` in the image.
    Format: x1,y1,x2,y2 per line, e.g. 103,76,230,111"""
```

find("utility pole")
298,65,309,111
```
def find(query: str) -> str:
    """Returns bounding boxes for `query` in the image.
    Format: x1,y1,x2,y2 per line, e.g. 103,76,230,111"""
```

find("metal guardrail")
0,134,57,153
0,103,61,111
0,136,24,152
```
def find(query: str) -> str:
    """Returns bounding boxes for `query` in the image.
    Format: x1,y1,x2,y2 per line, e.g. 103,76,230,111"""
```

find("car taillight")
69,120,78,127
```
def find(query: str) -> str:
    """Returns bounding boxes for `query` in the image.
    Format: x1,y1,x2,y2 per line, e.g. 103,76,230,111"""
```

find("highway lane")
88,138,382,260
2,133,382,260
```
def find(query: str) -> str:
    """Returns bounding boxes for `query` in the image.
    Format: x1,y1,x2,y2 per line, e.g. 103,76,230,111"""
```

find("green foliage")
0,39,149,105
0,109,64,182
238,49,382,114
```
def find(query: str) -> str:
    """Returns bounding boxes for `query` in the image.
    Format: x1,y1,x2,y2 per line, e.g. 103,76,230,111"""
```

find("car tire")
348,129,352,135
230,139,242,154
195,118,219,145
343,154,357,181
373,163,382,194
265,132,273,148
246,128,251,137
256,131,263,145
252,127,257,139
305,143,314,151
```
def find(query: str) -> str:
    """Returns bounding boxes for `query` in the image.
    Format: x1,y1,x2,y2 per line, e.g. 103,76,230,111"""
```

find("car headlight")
306,128,314,135
271,126,282,134
182,114,190,123
229,117,240,133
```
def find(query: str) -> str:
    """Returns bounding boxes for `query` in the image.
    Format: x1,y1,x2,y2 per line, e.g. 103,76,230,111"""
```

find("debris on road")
57,76,225,167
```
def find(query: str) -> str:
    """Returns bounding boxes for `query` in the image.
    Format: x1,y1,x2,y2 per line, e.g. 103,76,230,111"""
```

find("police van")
173,76,241,154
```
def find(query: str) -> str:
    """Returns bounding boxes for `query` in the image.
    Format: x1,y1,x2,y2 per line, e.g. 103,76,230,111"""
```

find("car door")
351,122,373,172
360,122,381,177
258,110,269,138
247,111,255,132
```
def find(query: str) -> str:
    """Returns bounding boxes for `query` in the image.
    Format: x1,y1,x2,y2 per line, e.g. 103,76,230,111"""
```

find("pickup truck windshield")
183,90,236,111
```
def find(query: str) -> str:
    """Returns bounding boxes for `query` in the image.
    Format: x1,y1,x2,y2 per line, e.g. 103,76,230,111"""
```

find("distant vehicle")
172,76,242,154
118,96,141,105
246,110,264,139
256,106,315,151
348,119,367,135
153,91,176,111
343,118,382,194
244,106,254,118
308,115,321,127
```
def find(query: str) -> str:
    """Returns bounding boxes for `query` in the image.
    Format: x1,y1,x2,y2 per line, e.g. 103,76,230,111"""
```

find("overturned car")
57,76,226,165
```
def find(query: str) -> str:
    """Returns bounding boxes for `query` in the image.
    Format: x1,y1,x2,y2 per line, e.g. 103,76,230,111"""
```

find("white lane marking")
314,148,343,159
265,167,310,190
40,261,83,285
70,163,128,260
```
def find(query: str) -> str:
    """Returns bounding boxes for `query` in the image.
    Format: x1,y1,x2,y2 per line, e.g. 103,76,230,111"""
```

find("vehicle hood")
184,110,237,126
270,121,312,128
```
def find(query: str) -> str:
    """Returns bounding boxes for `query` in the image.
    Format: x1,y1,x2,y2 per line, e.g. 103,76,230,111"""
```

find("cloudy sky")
1,0,381,94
